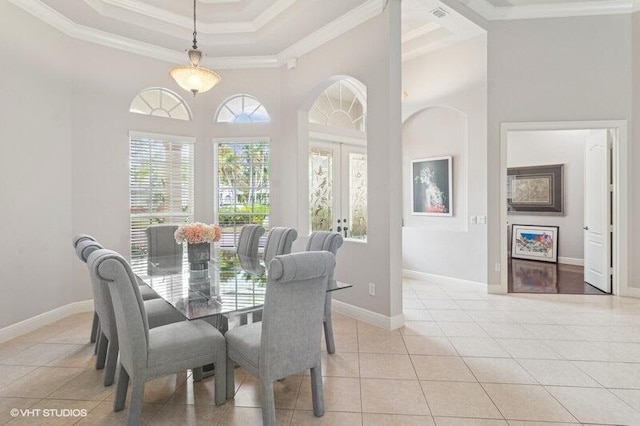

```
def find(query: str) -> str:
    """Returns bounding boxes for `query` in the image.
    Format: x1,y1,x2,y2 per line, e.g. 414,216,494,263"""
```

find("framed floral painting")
412,156,452,216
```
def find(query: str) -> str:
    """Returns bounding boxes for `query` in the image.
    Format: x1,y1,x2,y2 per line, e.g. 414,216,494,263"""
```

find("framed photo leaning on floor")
511,224,559,263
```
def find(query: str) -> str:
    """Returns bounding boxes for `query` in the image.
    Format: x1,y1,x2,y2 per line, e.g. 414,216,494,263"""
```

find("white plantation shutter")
130,134,194,273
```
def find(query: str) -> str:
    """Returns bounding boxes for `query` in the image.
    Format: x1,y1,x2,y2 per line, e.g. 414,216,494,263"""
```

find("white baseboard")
403,269,486,289
0,300,94,343
558,257,584,266
332,300,405,331
488,284,507,294
620,286,640,298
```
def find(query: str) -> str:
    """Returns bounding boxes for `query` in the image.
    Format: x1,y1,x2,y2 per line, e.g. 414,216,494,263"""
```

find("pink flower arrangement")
174,222,221,244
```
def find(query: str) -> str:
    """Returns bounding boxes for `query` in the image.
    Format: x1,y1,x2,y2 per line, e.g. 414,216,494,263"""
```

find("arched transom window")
129,87,192,121
308,80,366,132
216,94,270,123
308,77,368,241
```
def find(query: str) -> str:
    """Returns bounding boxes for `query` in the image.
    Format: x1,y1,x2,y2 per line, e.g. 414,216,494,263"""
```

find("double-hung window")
129,132,194,273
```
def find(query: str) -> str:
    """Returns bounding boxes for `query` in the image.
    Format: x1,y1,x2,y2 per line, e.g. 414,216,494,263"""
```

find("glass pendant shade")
170,64,221,96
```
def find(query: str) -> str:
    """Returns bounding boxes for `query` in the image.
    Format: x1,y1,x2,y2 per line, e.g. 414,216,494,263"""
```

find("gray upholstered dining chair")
93,249,226,425
146,224,182,275
75,240,161,302
72,234,100,344
73,234,96,248
226,251,335,426
236,224,265,258
263,227,298,264
305,231,344,354
85,248,185,387
75,238,163,358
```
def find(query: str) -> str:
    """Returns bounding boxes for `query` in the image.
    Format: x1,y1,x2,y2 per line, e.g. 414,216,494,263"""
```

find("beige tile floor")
2,277,640,425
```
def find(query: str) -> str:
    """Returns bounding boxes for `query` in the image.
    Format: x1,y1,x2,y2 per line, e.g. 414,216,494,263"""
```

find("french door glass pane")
349,152,367,240
309,147,334,232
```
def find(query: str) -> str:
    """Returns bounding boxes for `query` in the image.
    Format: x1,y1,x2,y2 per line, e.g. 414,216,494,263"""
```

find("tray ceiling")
8,0,634,69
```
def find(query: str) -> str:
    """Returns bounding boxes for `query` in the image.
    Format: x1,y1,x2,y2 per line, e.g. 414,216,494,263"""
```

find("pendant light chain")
192,0,198,50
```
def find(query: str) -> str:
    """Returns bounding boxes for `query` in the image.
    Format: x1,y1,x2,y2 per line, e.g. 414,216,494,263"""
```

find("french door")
309,140,367,241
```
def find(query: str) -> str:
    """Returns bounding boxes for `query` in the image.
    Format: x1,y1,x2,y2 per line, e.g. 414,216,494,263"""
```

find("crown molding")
402,22,440,43
8,0,385,69
277,0,385,64
402,25,483,61
8,0,278,68
85,0,299,35
464,0,635,20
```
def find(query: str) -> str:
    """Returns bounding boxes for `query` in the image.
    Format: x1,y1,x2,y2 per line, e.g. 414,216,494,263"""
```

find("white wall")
402,35,488,283
487,15,633,287
507,130,588,262
0,2,74,328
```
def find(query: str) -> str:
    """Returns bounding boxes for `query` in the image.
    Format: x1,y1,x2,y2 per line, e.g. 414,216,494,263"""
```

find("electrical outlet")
368,282,376,296
495,263,501,272
470,216,477,224
478,216,487,224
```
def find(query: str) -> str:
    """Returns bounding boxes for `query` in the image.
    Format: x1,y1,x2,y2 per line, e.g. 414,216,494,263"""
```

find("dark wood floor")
508,259,606,295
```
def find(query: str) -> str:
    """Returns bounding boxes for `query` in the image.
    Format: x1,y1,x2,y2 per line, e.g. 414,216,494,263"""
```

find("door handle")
583,226,589,230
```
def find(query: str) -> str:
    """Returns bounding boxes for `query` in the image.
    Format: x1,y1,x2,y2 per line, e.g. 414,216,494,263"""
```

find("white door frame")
499,120,630,296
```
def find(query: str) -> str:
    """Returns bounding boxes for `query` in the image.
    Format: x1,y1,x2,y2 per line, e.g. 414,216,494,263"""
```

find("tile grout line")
401,325,433,419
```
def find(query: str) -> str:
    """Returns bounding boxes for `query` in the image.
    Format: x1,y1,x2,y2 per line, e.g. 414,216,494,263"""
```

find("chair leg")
310,364,324,417
214,352,226,406
90,312,99,343
113,362,129,412
104,339,119,387
260,380,276,426
324,294,335,354
95,333,108,370
94,323,101,354
193,367,203,382
127,377,145,426
226,357,235,400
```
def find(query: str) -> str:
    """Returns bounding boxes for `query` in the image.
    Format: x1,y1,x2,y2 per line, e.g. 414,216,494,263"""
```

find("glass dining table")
136,248,352,329
136,248,352,376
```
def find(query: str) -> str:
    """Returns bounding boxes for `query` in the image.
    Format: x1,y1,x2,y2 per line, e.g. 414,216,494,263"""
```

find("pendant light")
169,0,221,96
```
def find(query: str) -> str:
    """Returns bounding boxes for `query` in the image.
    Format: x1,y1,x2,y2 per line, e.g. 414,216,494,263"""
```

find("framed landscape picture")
511,224,559,263
412,156,452,216
507,164,564,215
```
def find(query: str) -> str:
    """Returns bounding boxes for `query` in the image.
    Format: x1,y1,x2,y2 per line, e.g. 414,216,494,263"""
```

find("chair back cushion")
263,227,298,264
93,249,150,373
146,225,183,275
86,248,118,341
72,234,96,249
236,224,265,257
305,231,343,256
260,251,335,380
75,240,103,263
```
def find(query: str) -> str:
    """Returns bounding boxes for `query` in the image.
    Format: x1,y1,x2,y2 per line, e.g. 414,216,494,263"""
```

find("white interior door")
584,129,611,293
